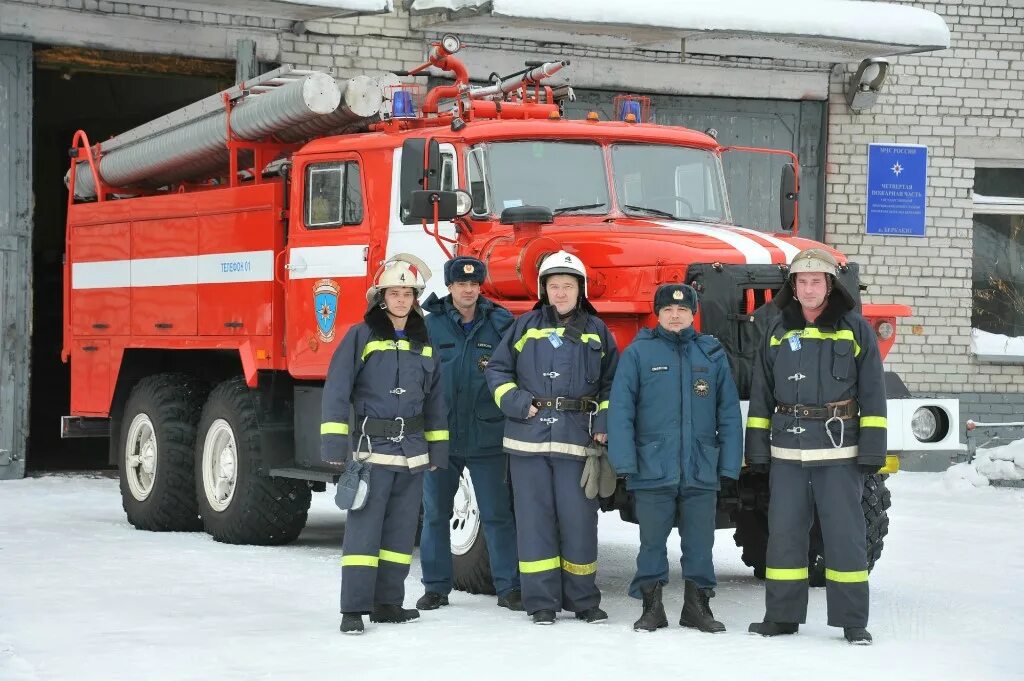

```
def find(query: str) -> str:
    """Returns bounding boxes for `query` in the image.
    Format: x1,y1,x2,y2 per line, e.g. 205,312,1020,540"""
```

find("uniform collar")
654,324,697,344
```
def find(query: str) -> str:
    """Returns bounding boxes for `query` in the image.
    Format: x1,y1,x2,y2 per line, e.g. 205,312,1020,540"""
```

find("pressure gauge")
441,34,461,54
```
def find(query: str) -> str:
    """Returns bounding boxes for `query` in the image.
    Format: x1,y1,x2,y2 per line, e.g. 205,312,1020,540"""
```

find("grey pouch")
335,458,370,511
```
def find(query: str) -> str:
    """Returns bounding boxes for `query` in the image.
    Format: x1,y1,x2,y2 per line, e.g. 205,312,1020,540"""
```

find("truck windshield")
467,141,610,217
611,144,730,223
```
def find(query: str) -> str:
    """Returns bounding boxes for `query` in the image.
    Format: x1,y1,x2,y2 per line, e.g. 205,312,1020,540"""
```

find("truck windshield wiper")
552,202,606,215
623,204,676,219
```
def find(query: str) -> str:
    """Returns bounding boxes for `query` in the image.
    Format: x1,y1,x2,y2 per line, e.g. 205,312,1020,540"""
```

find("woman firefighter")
486,250,618,625
320,253,449,635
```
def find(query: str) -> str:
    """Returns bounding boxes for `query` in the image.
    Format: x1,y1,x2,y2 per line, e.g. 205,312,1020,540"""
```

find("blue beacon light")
392,90,417,118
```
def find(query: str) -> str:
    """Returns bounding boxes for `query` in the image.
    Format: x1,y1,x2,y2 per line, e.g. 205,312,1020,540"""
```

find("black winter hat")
654,283,699,314
444,256,486,286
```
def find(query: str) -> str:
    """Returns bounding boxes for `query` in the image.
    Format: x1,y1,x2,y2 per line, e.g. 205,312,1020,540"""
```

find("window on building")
973,167,1024,336
305,161,364,228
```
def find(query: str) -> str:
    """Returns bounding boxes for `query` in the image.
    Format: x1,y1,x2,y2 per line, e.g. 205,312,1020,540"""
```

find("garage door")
565,91,826,241
0,40,32,480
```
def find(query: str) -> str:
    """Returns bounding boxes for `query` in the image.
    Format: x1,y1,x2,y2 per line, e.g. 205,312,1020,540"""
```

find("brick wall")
825,0,1024,398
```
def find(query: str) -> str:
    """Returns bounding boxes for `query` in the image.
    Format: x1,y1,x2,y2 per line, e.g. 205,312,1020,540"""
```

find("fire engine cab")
62,35,959,588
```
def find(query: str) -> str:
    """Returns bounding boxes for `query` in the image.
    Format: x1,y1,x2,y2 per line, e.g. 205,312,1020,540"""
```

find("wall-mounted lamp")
846,58,889,113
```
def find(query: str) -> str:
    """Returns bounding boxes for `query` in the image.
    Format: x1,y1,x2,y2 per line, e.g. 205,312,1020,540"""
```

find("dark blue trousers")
629,484,717,599
339,466,423,613
420,454,520,596
510,454,600,615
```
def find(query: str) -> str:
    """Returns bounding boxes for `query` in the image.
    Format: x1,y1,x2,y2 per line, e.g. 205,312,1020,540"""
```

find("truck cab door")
285,154,371,379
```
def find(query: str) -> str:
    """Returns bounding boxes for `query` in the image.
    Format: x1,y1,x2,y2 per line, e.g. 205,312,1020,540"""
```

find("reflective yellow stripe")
597,400,609,412
561,558,597,576
424,430,449,442
825,568,869,583
765,567,809,580
361,340,433,361
341,554,379,568
503,436,594,458
860,416,887,428
513,327,602,353
321,422,350,435
747,417,771,429
519,556,561,574
494,382,517,407
771,445,858,463
769,327,861,356
379,549,412,565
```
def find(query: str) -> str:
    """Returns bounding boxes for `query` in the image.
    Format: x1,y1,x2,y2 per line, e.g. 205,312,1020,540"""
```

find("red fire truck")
62,35,959,591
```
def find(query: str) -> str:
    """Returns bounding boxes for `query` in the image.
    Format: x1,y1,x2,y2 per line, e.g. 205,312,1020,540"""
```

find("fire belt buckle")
555,396,567,411
387,416,406,443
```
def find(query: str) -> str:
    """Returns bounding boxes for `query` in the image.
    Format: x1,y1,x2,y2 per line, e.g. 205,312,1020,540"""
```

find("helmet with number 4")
366,253,432,303
537,250,588,299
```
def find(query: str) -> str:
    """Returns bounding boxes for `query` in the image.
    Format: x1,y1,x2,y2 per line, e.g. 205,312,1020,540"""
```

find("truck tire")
451,468,497,595
733,473,892,582
118,374,206,532
195,377,311,545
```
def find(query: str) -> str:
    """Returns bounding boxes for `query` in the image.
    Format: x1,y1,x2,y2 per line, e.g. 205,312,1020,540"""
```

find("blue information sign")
866,143,927,237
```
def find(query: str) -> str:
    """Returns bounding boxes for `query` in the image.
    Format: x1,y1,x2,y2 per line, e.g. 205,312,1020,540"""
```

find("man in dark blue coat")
417,256,522,612
608,283,742,633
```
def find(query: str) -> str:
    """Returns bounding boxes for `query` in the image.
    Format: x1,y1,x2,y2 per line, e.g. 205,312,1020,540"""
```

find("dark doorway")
28,47,231,471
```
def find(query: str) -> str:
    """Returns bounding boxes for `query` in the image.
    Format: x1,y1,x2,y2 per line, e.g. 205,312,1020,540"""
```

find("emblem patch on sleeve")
478,355,490,372
693,378,710,397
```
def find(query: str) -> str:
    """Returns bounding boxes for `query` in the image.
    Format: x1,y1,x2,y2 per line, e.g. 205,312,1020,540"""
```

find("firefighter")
321,253,449,636
485,250,618,625
607,283,742,633
417,256,522,612
745,248,886,646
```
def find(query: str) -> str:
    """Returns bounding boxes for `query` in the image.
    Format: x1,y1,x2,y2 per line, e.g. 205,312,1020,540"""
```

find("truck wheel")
734,473,892,582
195,377,311,545
451,469,496,595
119,374,206,531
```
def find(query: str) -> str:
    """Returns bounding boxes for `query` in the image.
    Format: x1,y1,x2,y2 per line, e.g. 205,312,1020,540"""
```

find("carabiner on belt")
825,407,845,448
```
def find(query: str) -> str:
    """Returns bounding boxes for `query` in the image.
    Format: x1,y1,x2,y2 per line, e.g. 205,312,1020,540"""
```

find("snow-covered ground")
2,473,1021,681
947,436,1024,488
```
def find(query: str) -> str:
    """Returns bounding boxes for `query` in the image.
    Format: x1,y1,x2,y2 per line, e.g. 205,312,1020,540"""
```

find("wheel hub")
203,419,239,512
124,414,157,501
450,470,482,556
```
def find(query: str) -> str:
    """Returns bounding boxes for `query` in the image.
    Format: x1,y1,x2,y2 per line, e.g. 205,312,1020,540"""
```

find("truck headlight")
911,406,948,443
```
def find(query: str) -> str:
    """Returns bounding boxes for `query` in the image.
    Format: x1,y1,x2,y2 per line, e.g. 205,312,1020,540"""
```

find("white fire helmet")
366,253,432,303
537,250,588,299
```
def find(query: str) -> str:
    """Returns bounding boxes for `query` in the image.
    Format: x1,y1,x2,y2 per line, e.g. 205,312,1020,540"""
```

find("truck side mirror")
406,189,473,221
780,163,798,231
400,138,441,224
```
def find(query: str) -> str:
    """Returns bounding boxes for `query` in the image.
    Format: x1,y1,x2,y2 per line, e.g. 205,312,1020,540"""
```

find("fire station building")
1,0,1021,475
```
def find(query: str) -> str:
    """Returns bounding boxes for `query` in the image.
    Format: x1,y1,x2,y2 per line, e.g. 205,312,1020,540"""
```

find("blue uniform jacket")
486,305,618,460
321,309,449,473
607,325,742,491
423,292,513,458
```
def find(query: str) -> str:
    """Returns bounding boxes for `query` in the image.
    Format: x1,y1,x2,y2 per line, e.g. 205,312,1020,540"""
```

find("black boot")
369,604,420,624
497,589,524,611
574,606,608,624
679,580,725,633
415,591,449,610
633,583,668,632
844,627,873,645
748,620,799,636
340,613,364,635
532,609,556,625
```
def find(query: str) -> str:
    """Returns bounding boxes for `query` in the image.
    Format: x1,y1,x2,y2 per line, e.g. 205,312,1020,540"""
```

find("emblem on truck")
314,279,340,343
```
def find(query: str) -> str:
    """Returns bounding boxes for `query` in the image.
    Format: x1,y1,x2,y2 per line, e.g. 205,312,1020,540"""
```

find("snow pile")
945,437,1024,490
970,328,1024,362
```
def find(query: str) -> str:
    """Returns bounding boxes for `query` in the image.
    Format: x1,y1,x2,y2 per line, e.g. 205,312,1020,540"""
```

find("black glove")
859,463,881,475
746,463,769,474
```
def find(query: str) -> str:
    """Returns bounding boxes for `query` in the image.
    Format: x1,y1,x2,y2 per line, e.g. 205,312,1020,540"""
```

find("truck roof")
298,117,720,155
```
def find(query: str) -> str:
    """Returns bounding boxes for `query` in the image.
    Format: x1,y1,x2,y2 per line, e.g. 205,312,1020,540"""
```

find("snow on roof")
157,0,392,20
410,0,951,62
971,328,1024,363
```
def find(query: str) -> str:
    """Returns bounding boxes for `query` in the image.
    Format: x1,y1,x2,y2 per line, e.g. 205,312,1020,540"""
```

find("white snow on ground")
2,473,1022,681
946,437,1024,489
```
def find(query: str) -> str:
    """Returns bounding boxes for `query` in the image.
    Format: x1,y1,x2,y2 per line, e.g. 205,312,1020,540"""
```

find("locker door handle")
81,345,99,352
224,321,244,328
154,322,174,329
92,323,110,330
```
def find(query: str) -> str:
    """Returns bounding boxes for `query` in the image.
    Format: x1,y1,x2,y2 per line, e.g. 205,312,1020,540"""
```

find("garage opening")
28,47,235,471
